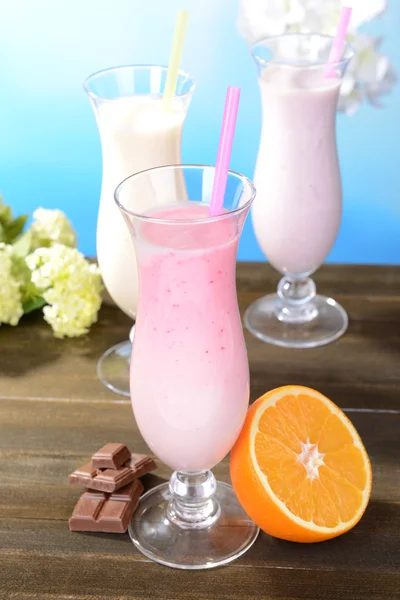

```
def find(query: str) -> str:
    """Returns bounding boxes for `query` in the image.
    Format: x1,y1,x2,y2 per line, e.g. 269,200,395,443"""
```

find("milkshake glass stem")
167,471,220,529
276,276,317,324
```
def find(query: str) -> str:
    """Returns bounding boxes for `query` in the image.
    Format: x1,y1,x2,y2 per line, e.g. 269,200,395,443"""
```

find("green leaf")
9,252,38,303
0,197,29,244
23,296,46,314
0,203,11,223
5,214,28,243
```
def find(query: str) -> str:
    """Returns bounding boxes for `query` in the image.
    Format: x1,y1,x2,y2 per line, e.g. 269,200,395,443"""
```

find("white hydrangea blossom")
0,243,24,326
30,208,77,249
26,244,102,338
339,33,397,115
237,0,395,115
238,0,387,43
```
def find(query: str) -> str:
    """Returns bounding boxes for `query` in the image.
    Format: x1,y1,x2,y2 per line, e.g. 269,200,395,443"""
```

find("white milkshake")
253,67,342,276
95,96,188,318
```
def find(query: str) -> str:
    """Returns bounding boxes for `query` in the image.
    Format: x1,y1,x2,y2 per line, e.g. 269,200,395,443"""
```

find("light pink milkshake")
253,68,342,276
245,33,354,349
130,203,249,472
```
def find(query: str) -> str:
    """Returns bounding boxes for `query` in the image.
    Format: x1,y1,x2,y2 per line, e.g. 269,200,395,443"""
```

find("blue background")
0,0,399,263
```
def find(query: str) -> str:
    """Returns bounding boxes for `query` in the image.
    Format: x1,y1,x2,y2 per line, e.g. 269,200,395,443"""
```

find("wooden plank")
0,547,399,600
1,318,399,408
236,263,400,297
1,266,400,409
0,398,398,532
0,303,130,401
0,265,399,599
0,493,399,570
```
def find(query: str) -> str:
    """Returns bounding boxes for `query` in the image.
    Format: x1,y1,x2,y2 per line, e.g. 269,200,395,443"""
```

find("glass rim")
251,33,354,70
114,164,256,225
83,64,196,102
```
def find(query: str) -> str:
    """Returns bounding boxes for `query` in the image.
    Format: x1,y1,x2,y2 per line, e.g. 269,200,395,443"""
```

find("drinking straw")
325,6,352,77
163,9,189,102
208,86,241,217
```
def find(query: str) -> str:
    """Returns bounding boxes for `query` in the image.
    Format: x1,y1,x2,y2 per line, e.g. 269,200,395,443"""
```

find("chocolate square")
92,443,131,470
68,447,156,493
69,480,143,533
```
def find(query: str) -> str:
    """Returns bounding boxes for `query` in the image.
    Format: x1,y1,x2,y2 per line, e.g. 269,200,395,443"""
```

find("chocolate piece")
97,499,133,532
69,465,135,493
85,489,107,500
69,480,143,533
90,466,135,493
69,465,97,488
85,481,137,502
112,481,141,502
68,463,100,487
125,453,157,478
71,462,98,479
69,453,156,493
68,496,104,530
92,443,131,470
127,453,153,469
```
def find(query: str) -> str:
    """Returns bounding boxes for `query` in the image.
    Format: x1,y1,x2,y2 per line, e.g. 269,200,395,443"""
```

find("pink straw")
208,86,241,217
325,6,352,77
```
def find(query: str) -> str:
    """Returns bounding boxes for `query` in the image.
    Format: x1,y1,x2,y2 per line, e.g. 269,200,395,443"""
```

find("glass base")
245,293,348,348
97,340,131,397
128,481,259,570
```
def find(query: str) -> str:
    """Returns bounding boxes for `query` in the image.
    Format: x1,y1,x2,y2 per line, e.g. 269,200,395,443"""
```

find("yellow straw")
163,9,189,102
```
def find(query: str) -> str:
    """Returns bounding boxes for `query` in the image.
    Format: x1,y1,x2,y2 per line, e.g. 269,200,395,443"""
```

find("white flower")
30,208,77,250
26,244,102,338
0,243,23,326
237,0,341,42
238,0,304,40
349,0,387,29
238,0,388,42
237,0,395,115
339,32,397,115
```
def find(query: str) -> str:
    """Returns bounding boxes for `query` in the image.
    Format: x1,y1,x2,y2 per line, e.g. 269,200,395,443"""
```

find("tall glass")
115,165,259,569
245,34,354,348
84,65,194,395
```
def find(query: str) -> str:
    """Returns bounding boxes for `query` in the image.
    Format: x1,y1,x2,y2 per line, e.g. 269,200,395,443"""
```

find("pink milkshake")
130,203,249,472
253,68,342,276
115,165,258,570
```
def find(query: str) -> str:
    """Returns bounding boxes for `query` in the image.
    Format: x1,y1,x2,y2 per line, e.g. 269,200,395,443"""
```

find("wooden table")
0,263,399,600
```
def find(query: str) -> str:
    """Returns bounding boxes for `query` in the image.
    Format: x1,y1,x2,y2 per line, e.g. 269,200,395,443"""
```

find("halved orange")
230,386,372,543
